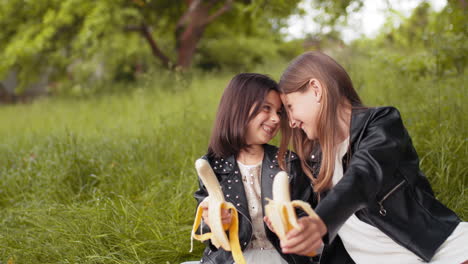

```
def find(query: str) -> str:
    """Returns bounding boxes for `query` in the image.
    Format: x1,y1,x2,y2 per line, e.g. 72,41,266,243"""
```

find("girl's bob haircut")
208,73,281,158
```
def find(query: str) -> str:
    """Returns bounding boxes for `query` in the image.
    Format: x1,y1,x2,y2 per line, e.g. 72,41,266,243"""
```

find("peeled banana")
265,171,318,256
190,159,245,264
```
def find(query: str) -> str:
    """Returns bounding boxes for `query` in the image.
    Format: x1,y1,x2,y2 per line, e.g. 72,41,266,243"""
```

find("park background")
0,0,466,263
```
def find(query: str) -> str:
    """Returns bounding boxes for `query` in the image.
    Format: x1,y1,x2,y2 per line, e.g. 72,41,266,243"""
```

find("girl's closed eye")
262,104,271,112
276,108,283,117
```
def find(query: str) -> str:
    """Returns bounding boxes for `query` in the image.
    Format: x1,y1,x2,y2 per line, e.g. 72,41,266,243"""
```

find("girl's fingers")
202,212,210,227
221,214,232,221
285,225,302,239
263,216,274,231
221,208,231,216
286,217,314,239
309,239,324,254
282,228,321,249
221,209,231,219
201,203,209,221
288,234,323,255
201,204,232,225
282,232,322,255
296,238,323,256
201,199,210,226
281,217,323,254
221,209,232,225
200,198,209,209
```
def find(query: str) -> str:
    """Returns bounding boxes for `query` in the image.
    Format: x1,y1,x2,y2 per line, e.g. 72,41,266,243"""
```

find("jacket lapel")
260,144,283,215
349,107,372,149
222,157,251,221
208,154,251,221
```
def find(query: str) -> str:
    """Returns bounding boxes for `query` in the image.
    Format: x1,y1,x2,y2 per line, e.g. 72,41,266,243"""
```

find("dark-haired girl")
277,51,467,264
192,73,316,264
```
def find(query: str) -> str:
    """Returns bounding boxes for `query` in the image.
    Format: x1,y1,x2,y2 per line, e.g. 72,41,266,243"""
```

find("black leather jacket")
193,144,316,264
314,107,461,263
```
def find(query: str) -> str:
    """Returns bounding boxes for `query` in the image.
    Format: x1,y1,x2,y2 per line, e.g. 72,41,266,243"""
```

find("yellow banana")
265,171,318,257
190,159,245,264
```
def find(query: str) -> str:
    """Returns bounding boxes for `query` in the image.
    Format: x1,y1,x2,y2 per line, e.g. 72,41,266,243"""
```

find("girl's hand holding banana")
264,171,321,257
281,216,327,256
200,198,232,227
190,159,246,264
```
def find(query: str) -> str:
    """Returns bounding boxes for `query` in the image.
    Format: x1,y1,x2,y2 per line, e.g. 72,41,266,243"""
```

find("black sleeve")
316,107,410,244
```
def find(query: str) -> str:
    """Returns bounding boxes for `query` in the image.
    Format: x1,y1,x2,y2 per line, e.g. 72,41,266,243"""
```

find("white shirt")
237,161,288,264
237,160,273,250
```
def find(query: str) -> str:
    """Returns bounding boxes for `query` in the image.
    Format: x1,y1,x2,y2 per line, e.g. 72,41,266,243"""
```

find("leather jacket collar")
206,144,298,222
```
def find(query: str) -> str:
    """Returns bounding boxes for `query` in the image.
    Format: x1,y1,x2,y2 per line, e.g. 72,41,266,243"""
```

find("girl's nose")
289,119,297,128
270,113,280,123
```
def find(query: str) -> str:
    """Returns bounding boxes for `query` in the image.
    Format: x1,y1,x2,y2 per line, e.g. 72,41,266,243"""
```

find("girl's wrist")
316,216,327,237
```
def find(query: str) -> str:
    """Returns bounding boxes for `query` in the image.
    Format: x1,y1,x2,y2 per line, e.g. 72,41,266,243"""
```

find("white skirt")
339,215,468,264
430,222,468,264
243,248,288,264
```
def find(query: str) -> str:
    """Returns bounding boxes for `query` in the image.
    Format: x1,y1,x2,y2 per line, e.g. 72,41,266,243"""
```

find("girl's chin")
262,129,277,138
261,135,275,144
303,130,315,140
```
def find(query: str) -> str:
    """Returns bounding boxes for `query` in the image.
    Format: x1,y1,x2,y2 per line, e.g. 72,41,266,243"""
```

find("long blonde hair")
278,52,363,193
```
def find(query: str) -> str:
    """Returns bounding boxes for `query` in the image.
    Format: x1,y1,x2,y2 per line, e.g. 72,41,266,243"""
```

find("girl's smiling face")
281,80,322,140
245,90,282,145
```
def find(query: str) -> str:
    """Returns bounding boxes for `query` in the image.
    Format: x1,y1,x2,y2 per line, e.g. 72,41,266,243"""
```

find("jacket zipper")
377,180,406,216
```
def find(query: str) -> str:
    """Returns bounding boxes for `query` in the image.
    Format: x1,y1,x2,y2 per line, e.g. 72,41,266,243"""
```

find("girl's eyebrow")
264,100,282,111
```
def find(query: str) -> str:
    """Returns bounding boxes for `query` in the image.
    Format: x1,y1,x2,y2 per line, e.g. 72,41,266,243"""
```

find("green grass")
0,54,466,263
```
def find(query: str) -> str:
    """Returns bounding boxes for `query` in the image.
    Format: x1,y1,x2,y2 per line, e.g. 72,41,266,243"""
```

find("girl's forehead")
262,89,276,98
280,93,288,101
280,93,295,104
265,90,281,102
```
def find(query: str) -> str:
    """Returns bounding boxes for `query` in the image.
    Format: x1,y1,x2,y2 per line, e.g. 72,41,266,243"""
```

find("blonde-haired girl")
277,51,467,264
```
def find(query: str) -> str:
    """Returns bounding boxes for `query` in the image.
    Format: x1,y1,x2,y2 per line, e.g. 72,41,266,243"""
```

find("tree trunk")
176,7,209,69
175,0,233,70
131,0,232,70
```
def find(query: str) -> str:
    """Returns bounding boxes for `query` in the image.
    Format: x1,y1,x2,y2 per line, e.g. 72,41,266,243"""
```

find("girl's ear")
308,78,323,103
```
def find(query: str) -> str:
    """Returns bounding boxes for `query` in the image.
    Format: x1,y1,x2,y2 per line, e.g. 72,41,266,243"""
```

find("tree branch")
206,0,222,10
459,0,466,9
125,25,144,31
127,24,173,69
176,0,202,30
203,0,233,26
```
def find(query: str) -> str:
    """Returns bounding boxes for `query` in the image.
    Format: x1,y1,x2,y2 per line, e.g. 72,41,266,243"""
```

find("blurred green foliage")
0,0,303,93
352,1,467,78
0,0,368,95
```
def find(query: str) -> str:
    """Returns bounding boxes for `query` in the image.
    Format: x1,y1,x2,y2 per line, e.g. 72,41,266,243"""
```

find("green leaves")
0,0,370,95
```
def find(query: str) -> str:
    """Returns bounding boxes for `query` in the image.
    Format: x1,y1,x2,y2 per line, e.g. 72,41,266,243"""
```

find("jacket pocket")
377,179,406,216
